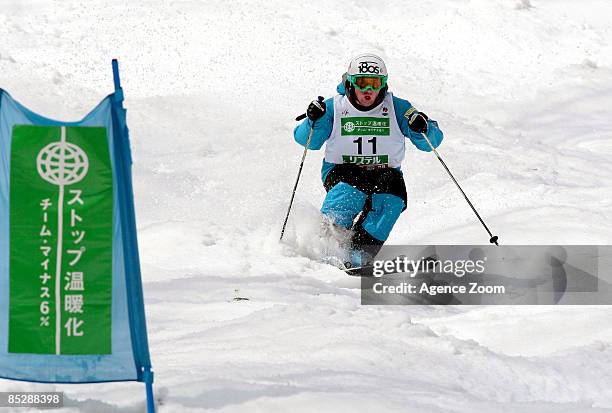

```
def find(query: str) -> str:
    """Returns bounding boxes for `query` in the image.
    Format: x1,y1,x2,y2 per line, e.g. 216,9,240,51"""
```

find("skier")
294,53,444,268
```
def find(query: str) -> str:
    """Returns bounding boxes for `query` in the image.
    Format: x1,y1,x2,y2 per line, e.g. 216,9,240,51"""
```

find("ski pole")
280,118,316,241
420,132,499,245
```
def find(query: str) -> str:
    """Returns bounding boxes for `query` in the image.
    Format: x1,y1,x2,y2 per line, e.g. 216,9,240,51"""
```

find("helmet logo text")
358,61,380,74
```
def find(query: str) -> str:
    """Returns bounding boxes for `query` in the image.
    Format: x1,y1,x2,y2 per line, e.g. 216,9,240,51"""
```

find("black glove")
307,96,326,121
408,111,429,133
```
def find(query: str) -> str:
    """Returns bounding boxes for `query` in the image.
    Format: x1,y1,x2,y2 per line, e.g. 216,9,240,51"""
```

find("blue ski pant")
321,163,407,251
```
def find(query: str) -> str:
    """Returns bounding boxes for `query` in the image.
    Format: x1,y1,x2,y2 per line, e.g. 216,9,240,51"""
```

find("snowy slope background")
2,0,612,411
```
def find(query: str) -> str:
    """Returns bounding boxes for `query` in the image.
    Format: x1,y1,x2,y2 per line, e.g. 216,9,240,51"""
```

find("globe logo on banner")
37,138,89,186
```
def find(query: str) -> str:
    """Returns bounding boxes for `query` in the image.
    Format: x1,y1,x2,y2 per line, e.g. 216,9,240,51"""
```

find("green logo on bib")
342,155,389,165
341,117,390,136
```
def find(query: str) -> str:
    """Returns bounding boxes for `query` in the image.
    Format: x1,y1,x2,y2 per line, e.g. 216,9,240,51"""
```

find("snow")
2,0,612,411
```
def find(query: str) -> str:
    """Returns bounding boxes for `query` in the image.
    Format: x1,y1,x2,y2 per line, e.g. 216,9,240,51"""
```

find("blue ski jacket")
294,82,444,181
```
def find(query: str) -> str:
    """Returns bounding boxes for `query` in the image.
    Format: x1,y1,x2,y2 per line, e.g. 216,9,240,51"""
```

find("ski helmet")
347,53,388,77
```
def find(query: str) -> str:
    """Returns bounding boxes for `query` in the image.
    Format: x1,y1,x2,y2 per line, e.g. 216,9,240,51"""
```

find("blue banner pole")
144,367,155,412
111,59,156,413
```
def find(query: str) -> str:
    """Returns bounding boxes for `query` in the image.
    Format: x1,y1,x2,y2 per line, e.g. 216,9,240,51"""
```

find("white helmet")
347,53,388,77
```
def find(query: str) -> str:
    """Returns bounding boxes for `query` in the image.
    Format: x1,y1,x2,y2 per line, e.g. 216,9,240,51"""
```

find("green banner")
341,117,390,136
9,125,113,355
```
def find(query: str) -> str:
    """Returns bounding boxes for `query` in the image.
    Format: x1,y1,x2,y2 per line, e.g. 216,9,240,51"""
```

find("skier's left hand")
409,112,429,134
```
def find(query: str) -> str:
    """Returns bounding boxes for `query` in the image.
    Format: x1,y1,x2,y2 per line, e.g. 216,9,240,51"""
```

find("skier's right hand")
307,96,326,121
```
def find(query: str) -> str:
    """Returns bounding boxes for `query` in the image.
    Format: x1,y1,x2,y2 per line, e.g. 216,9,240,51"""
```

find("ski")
343,265,375,277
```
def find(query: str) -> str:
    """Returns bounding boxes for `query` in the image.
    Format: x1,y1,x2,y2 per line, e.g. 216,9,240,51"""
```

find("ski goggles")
348,74,388,92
